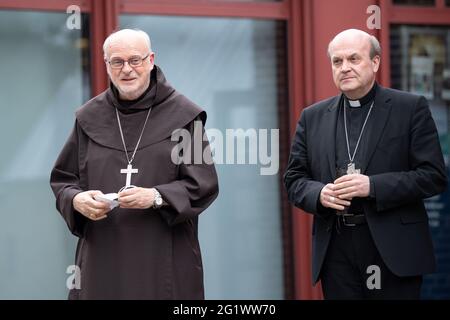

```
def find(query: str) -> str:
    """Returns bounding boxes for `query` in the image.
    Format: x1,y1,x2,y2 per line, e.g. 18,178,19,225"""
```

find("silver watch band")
153,189,163,209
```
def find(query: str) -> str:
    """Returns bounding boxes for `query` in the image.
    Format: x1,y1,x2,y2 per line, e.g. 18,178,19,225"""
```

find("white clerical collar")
344,83,378,108
347,99,361,108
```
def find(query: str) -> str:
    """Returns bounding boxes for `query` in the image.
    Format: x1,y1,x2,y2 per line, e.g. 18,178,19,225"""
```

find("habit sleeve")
370,96,448,211
50,121,87,237
284,110,332,216
155,118,219,226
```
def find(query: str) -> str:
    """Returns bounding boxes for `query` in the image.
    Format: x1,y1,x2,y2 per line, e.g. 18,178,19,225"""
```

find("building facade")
0,0,448,299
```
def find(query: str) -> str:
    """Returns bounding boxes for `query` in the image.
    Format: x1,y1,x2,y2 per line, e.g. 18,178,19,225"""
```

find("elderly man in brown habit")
50,29,219,299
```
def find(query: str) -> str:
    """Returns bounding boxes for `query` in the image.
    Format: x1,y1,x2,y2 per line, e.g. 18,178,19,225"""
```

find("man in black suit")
284,29,447,299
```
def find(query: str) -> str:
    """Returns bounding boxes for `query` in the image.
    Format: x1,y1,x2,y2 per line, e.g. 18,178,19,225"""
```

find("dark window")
391,24,450,299
393,0,435,6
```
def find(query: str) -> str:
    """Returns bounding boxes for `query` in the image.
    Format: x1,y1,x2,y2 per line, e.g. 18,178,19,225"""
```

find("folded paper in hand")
94,193,119,209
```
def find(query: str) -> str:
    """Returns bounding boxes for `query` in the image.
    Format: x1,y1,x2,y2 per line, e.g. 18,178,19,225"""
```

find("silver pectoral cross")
347,162,361,175
120,164,138,187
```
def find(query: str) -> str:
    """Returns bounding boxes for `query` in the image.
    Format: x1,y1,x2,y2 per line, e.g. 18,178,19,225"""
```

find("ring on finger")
329,196,335,203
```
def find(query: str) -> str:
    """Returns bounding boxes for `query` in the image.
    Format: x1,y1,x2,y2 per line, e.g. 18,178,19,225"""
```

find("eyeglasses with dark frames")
107,54,150,69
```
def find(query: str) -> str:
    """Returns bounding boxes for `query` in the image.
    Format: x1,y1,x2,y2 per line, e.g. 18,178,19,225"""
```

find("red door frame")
90,0,119,95
287,0,324,301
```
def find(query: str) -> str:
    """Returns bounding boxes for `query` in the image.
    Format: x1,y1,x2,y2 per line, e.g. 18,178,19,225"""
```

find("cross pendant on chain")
120,164,138,187
347,162,361,175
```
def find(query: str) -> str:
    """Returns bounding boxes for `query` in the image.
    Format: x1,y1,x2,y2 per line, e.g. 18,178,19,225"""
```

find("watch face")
156,197,163,205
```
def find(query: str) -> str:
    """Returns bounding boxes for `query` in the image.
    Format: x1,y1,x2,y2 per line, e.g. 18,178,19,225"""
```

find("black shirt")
335,82,377,214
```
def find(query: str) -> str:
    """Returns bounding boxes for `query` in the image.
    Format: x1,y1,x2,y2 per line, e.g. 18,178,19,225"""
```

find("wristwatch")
153,189,163,209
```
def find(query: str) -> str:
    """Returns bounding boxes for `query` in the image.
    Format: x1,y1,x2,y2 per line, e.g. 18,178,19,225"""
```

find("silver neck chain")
115,107,152,165
343,101,374,163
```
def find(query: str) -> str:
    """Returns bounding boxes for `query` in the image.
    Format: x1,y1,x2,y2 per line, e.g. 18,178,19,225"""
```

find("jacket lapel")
323,94,343,181
361,86,393,173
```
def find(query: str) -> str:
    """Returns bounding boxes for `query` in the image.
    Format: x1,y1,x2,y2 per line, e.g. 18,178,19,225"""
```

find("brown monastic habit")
50,66,219,299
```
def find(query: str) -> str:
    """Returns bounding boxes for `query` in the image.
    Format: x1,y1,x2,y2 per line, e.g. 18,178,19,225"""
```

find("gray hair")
368,35,381,59
103,29,152,58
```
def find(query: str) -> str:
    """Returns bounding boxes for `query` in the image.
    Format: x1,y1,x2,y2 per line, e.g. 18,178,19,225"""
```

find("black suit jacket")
284,86,447,284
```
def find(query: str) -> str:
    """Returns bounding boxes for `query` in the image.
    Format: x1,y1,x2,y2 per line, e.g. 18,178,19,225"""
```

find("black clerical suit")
284,84,447,299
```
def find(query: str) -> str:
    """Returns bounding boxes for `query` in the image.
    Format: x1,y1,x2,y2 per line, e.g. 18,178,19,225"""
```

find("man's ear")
149,52,155,64
372,55,381,72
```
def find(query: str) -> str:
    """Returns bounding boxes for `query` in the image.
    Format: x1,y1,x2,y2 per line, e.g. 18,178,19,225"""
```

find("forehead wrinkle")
331,50,359,59
331,43,369,59
329,32,371,57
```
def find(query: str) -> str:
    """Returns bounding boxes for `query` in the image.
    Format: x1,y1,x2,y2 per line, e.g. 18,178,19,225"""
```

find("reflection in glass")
121,15,287,299
391,25,450,299
0,10,90,299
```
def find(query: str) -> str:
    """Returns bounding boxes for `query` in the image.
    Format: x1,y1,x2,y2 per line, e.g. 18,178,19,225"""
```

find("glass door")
121,15,288,299
391,24,450,299
0,9,90,299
